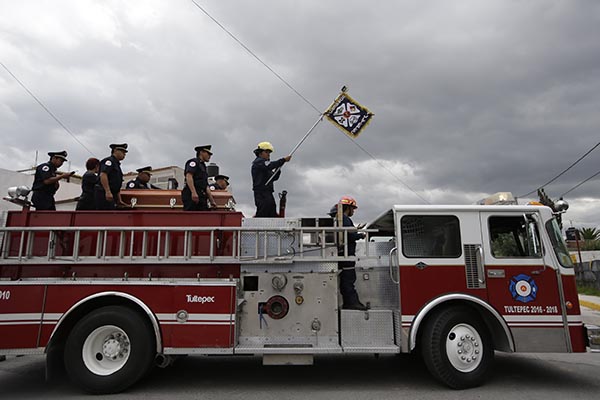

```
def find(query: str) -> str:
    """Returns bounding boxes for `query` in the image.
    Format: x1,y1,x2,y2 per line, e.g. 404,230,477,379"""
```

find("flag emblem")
325,92,373,138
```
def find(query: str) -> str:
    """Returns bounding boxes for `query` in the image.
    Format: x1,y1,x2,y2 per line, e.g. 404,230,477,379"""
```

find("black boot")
342,301,368,311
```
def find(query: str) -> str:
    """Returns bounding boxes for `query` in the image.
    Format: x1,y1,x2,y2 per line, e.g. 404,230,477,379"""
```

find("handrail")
0,226,376,233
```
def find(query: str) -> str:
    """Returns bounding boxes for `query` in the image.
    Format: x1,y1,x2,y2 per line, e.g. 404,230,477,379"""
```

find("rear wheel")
421,307,493,389
64,305,155,394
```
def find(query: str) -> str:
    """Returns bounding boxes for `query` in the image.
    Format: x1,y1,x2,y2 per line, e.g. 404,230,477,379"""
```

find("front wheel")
420,307,493,389
64,305,156,394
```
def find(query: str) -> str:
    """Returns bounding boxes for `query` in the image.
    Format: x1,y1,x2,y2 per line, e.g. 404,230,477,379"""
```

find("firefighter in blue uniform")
328,196,367,310
75,157,100,210
31,150,73,210
125,166,160,189
182,145,217,211
209,174,229,191
94,143,128,210
251,142,291,217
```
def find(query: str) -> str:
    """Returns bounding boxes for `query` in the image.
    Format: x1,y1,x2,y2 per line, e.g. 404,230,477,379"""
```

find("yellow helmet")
257,141,274,152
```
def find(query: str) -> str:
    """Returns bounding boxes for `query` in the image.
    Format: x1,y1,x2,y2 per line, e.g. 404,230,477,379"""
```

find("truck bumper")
585,324,600,352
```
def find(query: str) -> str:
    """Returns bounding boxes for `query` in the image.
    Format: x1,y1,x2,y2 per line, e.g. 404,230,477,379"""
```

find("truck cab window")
545,218,574,268
488,216,541,258
401,215,461,258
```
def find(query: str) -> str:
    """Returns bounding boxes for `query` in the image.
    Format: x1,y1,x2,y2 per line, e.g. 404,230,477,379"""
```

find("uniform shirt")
341,214,363,256
32,162,58,194
184,157,208,195
81,171,98,195
126,177,149,190
97,155,123,195
251,157,286,192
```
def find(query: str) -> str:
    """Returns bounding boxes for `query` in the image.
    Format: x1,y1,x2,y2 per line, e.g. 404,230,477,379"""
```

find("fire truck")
0,188,598,394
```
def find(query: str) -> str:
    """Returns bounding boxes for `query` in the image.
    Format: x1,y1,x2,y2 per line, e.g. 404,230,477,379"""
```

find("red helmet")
339,196,357,208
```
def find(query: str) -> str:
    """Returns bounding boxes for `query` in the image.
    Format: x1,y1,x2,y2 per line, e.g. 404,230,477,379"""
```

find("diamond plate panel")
341,310,396,348
356,241,396,259
241,218,301,259
353,265,400,309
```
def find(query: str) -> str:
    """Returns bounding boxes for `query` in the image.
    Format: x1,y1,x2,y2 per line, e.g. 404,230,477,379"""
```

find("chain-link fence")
575,259,600,290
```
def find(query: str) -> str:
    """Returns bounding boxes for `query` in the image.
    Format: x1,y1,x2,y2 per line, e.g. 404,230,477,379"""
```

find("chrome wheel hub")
446,323,483,372
82,325,131,376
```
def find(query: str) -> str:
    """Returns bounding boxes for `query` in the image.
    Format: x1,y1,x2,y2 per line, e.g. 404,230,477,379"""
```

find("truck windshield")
545,219,573,268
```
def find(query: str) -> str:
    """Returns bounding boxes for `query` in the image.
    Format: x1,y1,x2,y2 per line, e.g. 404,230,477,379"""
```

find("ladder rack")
0,226,375,265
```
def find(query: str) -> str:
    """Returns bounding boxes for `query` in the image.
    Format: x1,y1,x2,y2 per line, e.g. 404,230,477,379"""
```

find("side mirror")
555,198,569,213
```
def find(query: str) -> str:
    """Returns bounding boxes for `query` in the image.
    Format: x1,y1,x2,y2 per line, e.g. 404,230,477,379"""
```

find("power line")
189,1,429,204
518,141,600,198
340,134,430,204
189,0,321,114
0,61,95,156
560,169,600,197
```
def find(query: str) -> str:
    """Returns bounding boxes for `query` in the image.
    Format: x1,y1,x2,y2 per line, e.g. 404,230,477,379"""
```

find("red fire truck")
0,189,598,393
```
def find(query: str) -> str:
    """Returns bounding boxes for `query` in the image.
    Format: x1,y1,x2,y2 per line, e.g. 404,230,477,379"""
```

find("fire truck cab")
0,199,598,393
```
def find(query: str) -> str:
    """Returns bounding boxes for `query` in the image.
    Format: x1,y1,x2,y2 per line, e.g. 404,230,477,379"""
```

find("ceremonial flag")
324,91,374,138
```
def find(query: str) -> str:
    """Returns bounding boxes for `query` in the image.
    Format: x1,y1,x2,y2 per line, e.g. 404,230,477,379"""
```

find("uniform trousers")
31,191,56,211
253,190,277,217
94,187,116,210
181,187,209,211
339,261,360,306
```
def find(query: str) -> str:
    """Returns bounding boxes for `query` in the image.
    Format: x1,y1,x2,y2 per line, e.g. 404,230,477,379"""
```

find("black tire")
420,307,493,389
64,305,156,394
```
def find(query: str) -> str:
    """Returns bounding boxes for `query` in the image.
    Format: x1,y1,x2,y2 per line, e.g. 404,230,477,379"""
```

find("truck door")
479,211,568,352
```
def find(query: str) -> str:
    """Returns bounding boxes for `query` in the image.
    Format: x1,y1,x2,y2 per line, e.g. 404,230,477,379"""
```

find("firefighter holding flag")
251,141,292,217
252,87,373,218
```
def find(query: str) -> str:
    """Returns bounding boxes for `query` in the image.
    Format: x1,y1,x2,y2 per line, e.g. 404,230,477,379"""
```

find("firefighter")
251,142,291,217
75,157,100,210
31,150,73,210
209,174,229,191
329,196,367,310
182,145,217,211
126,166,160,189
94,143,128,210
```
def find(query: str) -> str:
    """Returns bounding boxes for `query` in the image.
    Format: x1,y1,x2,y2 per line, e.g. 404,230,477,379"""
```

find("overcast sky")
1,0,599,226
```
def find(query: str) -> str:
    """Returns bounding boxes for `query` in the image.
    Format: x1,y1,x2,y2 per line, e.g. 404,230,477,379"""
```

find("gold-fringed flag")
325,91,374,138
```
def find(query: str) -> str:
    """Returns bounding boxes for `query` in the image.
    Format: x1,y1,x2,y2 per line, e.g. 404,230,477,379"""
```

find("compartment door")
161,282,237,352
0,284,46,350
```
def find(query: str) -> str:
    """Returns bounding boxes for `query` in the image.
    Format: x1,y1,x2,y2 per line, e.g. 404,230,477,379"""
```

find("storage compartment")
340,309,398,352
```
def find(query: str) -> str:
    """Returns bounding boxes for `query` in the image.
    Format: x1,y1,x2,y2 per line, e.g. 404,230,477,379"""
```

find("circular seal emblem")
189,161,196,167
105,160,112,166
128,182,135,188
509,274,538,303
42,165,49,172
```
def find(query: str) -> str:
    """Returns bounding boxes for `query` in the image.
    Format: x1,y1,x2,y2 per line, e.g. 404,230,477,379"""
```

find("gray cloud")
1,0,599,225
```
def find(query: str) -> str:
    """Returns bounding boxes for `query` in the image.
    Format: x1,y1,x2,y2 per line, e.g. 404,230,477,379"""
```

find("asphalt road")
1,308,600,400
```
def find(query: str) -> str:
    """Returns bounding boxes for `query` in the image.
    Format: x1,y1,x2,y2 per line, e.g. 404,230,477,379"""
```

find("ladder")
0,225,374,265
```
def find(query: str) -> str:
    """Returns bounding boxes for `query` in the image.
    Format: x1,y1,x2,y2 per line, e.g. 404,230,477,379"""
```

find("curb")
580,300,600,312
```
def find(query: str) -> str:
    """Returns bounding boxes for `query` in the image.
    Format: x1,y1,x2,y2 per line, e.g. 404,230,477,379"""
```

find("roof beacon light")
476,192,516,205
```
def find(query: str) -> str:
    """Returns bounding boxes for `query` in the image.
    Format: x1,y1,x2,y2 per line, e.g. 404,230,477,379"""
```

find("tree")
580,227,600,241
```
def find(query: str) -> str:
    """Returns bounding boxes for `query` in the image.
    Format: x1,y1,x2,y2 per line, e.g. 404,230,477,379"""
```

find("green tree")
580,227,600,241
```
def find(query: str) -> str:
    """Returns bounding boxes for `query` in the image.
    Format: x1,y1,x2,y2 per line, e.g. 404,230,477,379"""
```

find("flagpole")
264,114,323,186
264,86,347,186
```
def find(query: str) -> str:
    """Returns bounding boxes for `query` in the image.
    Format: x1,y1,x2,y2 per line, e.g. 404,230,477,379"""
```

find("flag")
324,91,374,138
